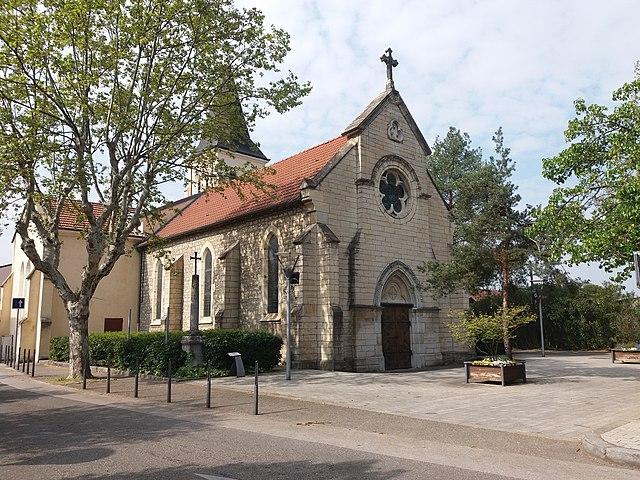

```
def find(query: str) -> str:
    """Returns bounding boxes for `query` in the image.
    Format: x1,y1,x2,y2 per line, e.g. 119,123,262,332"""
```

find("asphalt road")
1,367,639,480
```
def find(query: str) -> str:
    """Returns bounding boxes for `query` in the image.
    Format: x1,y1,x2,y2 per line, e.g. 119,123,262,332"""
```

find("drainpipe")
136,246,145,332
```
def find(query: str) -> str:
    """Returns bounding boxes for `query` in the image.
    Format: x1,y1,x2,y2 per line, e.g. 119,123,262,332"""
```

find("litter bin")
228,352,245,377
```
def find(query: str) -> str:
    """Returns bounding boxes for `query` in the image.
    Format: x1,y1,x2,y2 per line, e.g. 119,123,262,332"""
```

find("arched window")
203,248,213,318
155,260,163,320
267,235,279,313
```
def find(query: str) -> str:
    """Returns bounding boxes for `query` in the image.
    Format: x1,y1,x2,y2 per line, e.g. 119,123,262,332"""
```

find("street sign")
12,298,25,309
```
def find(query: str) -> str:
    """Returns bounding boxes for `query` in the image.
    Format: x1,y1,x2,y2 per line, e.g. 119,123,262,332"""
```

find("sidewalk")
211,351,640,442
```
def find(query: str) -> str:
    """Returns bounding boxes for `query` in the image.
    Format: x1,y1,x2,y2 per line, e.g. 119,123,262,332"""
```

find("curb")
582,431,640,468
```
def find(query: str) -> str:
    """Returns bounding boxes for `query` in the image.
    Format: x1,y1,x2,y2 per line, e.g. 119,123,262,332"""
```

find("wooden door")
381,305,412,370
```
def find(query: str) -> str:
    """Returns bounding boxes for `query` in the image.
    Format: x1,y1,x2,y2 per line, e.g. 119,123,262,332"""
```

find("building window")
379,169,410,217
203,248,213,318
155,260,163,320
104,318,123,332
267,235,279,313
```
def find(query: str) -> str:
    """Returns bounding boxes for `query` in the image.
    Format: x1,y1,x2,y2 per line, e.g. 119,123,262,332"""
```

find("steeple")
185,97,268,197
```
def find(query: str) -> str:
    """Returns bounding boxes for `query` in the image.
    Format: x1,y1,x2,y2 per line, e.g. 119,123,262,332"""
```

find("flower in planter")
471,356,518,366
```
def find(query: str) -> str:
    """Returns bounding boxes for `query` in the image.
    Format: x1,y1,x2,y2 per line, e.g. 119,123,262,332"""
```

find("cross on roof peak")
380,48,399,90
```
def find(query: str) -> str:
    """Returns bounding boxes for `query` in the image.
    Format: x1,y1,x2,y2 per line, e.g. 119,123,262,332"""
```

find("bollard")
254,361,259,415
106,359,111,394
16,349,21,371
31,354,35,377
3,346,6,365
22,349,26,372
134,359,139,398
82,368,87,390
206,362,211,409
26,350,30,375
166,358,172,403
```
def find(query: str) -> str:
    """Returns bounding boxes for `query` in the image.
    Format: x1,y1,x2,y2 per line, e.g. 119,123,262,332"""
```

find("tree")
449,306,535,359
421,128,532,358
428,127,483,210
0,0,310,377
534,63,640,281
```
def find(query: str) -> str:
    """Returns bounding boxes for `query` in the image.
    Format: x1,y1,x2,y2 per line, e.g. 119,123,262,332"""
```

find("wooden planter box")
464,361,526,386
611,349,640,364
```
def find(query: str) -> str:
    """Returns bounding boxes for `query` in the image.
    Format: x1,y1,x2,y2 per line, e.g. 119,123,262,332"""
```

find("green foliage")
49,336,70,362
421,127,533,298
472,277,640,350
450,306,535,357
0,0,310,377
429,127,483,210
49,329,283,377
533,63,640,281
88,332,129,367
202,329,283,372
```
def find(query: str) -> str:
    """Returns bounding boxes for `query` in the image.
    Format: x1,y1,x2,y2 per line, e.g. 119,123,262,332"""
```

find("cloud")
1,0,639,287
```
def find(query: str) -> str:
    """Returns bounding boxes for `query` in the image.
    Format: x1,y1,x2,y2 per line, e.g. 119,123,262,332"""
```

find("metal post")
31,353,35,377
106,359,111,393
26,350,30,375
13,307,20,369
538,287,545,358
254,361,259,415
206,362,211,409
164,307,170,344
16,348,20,371
285,277,292,381
22,349,26,372
134,359,139,398
82,368,87,390
166,358,172,403
127,309,132,340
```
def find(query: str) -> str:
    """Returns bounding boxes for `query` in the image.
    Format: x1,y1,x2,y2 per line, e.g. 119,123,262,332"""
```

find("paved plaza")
215,351,640,441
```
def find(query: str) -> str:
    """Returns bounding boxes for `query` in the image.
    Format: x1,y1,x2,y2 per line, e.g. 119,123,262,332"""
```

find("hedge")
49,329,283,378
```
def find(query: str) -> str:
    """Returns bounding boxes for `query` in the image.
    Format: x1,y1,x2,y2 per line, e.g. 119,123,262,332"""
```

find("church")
0,51,468,372
139,50,468,372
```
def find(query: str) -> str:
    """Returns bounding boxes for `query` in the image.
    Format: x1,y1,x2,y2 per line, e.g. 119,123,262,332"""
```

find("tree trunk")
67,302,91,379
501,256,512,359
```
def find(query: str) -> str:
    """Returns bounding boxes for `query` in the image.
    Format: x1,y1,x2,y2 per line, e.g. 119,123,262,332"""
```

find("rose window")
379,169,409,217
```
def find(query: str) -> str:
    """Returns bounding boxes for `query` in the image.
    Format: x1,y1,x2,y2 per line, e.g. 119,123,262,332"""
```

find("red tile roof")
57,201,106,231
54,201,143,238
158,135,350,239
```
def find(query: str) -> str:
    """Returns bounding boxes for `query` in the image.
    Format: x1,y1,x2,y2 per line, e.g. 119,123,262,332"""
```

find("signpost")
634,252,640,289
12,298,25,368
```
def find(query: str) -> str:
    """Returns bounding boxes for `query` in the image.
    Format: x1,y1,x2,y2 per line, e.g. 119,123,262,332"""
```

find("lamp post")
277,252,300,381
529,238,545,358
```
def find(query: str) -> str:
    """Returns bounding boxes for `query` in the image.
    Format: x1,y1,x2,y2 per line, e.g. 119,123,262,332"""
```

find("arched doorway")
380,272,413,370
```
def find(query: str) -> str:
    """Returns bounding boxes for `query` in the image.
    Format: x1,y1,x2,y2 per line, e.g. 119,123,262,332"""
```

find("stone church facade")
139,82,469,372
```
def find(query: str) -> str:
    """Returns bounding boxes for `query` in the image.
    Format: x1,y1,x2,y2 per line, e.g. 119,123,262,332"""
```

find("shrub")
202,329,283,372
48,329,282,377
49,336,70,362
89,332,129,367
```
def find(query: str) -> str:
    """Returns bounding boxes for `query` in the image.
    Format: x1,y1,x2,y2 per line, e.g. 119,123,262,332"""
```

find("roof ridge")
272,135,346,166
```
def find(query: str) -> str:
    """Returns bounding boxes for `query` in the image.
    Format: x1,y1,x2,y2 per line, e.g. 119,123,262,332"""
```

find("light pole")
277,253,300,381
529,238,545,358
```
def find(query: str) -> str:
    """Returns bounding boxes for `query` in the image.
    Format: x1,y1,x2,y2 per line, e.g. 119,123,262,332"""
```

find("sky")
1,0,638,289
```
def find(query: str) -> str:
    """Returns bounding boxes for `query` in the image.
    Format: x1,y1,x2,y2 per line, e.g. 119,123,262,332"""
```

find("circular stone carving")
387,119,404,143
379,169,410,218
